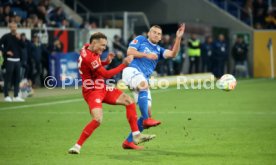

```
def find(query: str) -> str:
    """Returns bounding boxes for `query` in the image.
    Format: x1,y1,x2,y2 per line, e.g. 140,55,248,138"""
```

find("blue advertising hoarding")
49,52,81,87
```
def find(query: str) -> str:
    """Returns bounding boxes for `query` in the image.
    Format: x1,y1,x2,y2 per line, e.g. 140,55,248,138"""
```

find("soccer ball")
217,74,237,91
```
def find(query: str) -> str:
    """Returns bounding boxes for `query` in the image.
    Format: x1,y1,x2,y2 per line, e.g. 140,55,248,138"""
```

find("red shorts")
83,87,123,111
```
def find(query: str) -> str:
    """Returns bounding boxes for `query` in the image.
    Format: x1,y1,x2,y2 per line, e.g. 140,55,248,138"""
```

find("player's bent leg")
136,81,161,128
68,108,102,154
116,93,139,133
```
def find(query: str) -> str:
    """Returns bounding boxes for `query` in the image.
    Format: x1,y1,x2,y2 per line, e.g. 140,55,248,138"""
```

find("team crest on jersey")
131,39,138,44
91,60,100,69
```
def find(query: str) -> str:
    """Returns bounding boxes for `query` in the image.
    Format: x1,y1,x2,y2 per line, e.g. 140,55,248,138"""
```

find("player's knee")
94,116,103,124
137,81,148,91
123,94,134,105
91,110,103,124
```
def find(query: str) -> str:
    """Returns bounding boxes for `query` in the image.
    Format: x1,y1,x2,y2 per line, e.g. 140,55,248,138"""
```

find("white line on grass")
0,79,270,112
0,98,83,111
0,88,177,111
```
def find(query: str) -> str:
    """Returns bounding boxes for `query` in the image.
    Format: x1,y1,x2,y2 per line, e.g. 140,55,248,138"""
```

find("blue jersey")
128,35,167,79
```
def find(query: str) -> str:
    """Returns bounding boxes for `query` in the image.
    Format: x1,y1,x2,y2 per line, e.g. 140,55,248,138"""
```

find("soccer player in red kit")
68,32,156,154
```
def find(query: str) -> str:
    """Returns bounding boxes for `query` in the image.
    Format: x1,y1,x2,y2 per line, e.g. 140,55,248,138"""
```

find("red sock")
126,103,139,132
77,120,100,146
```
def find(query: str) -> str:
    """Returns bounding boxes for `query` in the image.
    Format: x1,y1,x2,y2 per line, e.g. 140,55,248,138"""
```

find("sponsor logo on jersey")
131,39,138,44
91,60,100,69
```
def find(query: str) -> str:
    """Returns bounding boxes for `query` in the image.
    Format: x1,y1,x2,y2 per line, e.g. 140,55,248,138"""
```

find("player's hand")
7,51,14,56
146,53,158,60
106,52,115,63
176,23,185,39
123,55,134,65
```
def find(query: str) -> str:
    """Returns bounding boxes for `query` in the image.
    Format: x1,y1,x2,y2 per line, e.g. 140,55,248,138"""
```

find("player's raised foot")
133,133,156,145
68,144,81,154
122,140,144,150
143,118,161,129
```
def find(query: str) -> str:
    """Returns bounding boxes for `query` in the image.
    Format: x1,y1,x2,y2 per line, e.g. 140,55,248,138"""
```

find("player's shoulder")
130,35,147,44
80,44,99,61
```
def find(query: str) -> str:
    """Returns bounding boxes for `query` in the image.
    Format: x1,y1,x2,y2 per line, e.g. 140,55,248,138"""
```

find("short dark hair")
150,25,162,30
89,32,107,43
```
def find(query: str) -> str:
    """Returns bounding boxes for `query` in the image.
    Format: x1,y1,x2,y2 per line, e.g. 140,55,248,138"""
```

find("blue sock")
126,117,144,142
138,90,149,119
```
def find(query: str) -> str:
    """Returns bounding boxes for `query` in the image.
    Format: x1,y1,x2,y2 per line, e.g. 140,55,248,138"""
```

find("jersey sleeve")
159,46,168,59
128,35,145,50
96,64,126,79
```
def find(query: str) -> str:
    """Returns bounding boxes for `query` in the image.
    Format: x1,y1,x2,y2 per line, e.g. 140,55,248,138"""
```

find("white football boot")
68,144,81,154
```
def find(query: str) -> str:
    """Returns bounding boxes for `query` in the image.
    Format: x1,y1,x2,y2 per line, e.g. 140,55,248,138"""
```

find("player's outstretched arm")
96,55,133,78
127,48,158,60
164,23,185,59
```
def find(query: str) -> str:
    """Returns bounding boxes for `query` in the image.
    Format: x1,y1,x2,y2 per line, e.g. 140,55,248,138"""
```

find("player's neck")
148,39,157,45
87,45,94,52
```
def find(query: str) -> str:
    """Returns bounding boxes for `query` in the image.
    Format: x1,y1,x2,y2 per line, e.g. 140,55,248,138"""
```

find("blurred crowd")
108,32,249,80
242,0,276,29
0,0,74,28
0,22,249,101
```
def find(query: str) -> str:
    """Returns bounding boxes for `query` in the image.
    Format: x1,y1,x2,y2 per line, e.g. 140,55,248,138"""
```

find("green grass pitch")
0,79,276,165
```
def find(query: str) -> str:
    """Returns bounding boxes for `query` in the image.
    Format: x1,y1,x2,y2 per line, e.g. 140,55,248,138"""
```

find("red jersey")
78,44,126,93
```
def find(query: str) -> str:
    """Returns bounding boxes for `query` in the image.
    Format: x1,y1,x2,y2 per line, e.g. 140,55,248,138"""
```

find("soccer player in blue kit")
122,23,185,149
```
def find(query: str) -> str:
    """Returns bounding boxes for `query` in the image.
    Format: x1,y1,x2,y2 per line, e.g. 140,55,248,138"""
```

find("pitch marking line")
0,79,270,112
0,88,177,111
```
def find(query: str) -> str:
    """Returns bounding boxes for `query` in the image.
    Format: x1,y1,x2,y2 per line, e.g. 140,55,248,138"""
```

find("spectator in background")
20,33,32,80
201,36,213,73
90,21,97,28
265,9,276,29
36,0,50,24
158,34,172,76
242,0,253,25
128,33,137,45
253,0,268,27
212,34,228,78
232,36,249,78
107,51,124,82
0,6,6,26
113,35,127,53
31,34,43,87
0,22,25,102
0,51,3,91
3,5,13,25
61,19,70,29
23,0,37,17
187,33,201,74
14,14,22,27
172,37,186,75
22,17,34,28
164,35,174,75
48,7,66,27
51,39,63,53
